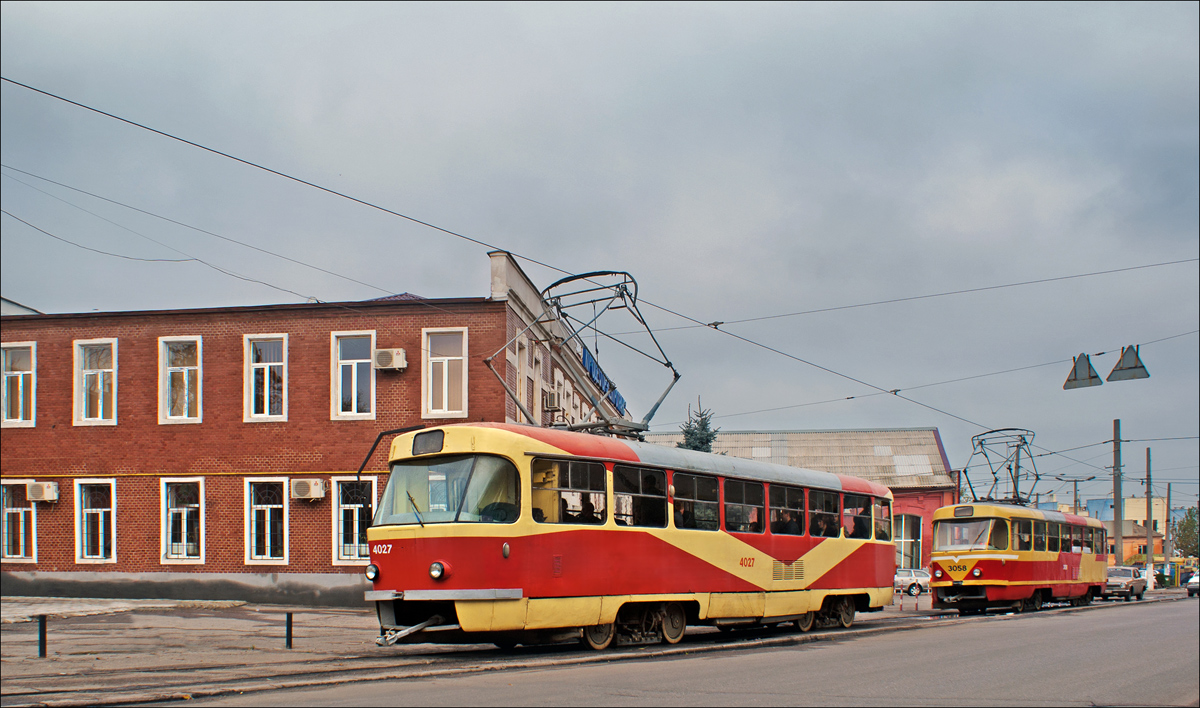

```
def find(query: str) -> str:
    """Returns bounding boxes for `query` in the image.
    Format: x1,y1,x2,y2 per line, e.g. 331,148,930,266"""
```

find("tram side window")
672,473,719,531
531,459,606,524
769,484,805,535
1069,526,1082,552
1096,528,1106,555
1081,528,1093,554
873,498,891,541
1033,521,1046,552
1013,519,1033,551
843,494,872,539
613,466,667,528
1047,523,1060,553
809,490,840,538
724,480,765,534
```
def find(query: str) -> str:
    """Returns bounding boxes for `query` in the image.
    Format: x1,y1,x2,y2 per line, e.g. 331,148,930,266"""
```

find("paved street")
193,598,1199,707
2,591,1194,706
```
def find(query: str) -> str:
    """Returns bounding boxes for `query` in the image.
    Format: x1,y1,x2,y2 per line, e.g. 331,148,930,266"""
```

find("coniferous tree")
677,398,719,453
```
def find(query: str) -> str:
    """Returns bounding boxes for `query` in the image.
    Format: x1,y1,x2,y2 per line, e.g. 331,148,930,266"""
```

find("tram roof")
442,423,892,498
934,501,1103,527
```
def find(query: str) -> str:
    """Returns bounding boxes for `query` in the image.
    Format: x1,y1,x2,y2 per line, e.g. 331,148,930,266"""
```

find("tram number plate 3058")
946,564,968,572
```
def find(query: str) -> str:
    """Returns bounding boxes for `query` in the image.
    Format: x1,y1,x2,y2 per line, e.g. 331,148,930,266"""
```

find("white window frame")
244,334,288,422
160,477,205,565
421,327,469,419
244,477,289,565
330,476,378,565
1,479,37,563
74,478,116,564
330,331,376,421
158,336,202,425
2,342,36,428
73,338,117,426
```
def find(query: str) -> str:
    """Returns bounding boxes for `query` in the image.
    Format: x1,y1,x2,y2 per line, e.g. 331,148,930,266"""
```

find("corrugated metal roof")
644,428,957,491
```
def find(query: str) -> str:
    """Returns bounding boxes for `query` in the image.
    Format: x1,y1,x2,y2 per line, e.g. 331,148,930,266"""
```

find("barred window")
337,481,374,561
724,479,765,534
249,482,285,561
165,482,201,559
2,484,34,560
672,473,719,531
613,466,666,528
531,459,605,524
79,483,114,560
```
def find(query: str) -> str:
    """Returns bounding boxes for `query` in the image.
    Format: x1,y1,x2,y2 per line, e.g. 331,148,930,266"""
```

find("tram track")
2,595,1184,708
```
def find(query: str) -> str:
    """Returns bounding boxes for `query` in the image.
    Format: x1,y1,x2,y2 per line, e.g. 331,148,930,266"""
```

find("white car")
894,569,932,596
1187,573,1198,598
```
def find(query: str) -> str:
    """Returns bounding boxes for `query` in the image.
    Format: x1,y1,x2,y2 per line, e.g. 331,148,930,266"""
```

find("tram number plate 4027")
372,544,393,555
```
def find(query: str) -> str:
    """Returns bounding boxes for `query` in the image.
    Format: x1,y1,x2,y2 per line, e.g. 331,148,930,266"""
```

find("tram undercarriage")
375,594,878,649
934,585,1101,615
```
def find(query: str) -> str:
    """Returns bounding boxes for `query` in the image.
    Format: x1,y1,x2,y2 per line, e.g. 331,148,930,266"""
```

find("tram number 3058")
946,564,968,572
372,544,393,555
739,557,755,568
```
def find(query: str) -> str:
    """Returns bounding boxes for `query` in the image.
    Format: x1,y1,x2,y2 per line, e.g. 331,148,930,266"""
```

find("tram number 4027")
739,557,755,568
372,544,393,555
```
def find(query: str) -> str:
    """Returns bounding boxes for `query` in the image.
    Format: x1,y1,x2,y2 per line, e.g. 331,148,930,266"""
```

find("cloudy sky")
2,2,1197,509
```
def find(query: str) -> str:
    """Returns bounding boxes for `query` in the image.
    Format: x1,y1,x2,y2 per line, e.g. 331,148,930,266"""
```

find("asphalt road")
193,599,1199,707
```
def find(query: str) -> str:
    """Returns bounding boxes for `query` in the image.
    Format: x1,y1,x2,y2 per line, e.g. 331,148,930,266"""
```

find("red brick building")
1,252,623,604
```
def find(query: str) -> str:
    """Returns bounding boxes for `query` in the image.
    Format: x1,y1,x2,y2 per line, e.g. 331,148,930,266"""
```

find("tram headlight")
365,564,380,581
971,568,982,578
933,569,943,579
429,561,446,580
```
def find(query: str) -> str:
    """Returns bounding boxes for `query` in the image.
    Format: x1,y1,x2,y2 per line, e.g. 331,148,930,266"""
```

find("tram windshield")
933,518,1009,551
374,454,519,525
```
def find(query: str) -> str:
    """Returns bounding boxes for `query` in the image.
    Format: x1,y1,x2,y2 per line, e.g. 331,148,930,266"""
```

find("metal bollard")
38,614,47,658
285,612,293,649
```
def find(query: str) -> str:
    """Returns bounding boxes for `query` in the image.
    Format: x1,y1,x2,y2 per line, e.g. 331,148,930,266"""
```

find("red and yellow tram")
929,502,1107,615
365,423,896,649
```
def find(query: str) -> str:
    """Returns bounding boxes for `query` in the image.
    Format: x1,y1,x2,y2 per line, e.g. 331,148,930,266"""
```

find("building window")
333,478,376,563
75,480,115,563
245,335,287,421
74,339,117,425
245,480,287,564
894,514,922,569
161,479,203,563
2,343,35,427
2,483,36,562
331,332,375,419
422,328,468,418
159,337,201,424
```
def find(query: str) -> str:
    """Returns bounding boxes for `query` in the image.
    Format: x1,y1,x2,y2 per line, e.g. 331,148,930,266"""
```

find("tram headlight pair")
365,564,380,582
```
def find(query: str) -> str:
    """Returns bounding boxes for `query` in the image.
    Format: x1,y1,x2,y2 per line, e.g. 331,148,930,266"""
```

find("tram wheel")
661,603,686,645
1026,593,1042,612
837,599,855,628
581,623,615,651
795,612,815,633
493,640,517,651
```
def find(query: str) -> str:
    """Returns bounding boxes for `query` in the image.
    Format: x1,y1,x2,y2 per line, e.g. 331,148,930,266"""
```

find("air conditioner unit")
373,348,408,371
26,481,59,502
290,478,327,500
543,392,562,411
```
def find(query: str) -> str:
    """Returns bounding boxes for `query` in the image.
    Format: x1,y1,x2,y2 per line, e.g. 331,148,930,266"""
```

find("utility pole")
1073,479,1080,515
1112,420,1123,564
1145,448,1154,589
1165,484,1173,585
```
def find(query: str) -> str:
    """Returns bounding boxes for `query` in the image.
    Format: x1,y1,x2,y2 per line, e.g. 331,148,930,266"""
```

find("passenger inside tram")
675,500,695,528
576,499,600,524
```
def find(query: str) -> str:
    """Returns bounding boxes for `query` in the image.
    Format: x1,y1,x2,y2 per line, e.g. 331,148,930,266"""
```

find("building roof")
367,292,426,301
643,428,957,491
1105,519,1164,539
1,296,42,315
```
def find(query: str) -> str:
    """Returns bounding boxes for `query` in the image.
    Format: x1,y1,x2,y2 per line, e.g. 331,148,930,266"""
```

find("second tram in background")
365,423,897,650
929,502,1107,615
